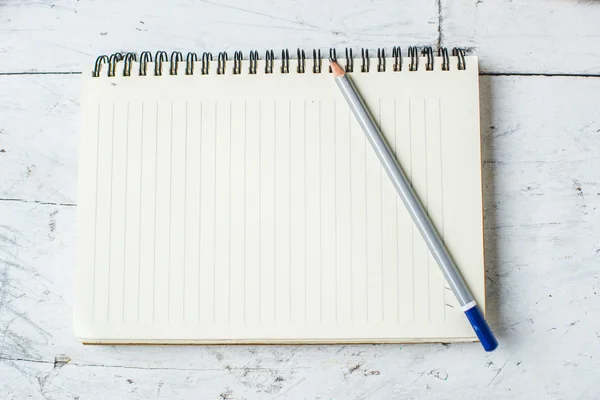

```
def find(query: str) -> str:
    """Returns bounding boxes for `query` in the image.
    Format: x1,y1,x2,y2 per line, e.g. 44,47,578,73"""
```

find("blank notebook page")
75,56,485,343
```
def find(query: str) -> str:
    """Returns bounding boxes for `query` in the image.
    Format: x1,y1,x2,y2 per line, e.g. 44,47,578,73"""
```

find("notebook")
75,47,485,344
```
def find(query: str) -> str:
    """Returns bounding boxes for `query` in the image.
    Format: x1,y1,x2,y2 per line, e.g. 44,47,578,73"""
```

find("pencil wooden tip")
329,59,345,77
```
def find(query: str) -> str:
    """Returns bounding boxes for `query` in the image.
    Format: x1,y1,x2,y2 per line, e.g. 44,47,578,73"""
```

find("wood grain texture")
0,75,79,204
1,0,600,396
1,74,599,398
2,0,599,74
0,0,438,73
443,0,600,74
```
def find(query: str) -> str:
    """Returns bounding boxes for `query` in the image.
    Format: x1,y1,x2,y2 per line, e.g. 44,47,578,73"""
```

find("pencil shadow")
478,76,506,338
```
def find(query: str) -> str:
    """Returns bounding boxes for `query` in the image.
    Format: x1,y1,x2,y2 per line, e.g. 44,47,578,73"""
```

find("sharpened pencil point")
329,59,345,77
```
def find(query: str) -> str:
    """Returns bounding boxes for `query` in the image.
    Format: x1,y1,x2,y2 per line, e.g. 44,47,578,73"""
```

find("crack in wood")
0,72,82,76
0,355,313,373
3,70,600,78
0,198,76,207
437,0,443,51
481,72,600,78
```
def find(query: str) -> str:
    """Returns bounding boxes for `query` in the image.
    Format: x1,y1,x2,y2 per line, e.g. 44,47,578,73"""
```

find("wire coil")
377,48,386,72
139,51,152,76
312,49,322,73
392,47,401,71
265,50,274,74
453,48,466,70
281,49,290,74
408,46,418,71
217,52,227,75
328,48,337,73
249,51,258,75
170,51,183,75
345,48,353,72
201,52,212,75
233,51,243,75
92,47,468,77
440,48,449,71
361,48,370,73
108,53,123,77
297,49,306,73
123,53,136,76
186,52,197,75
422,47,434,71
154,51,167,76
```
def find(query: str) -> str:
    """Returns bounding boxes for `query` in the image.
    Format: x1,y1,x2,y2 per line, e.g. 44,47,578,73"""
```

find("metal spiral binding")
154,51,168,76
233,51,243,75
265,50,274,74
361,48,369,72
281,49,290,74
217,52,227,75
377,48,386,72
422,47,434,71
329,49,337,73
392,47,401,71
93,55,109,77
170,51,183,75
408,46,418,71
108,53,123,77
139,51,152,76
201,52,212,75
453,48,466,70
345,48,353,72
439,48,449,71
249,51,258,74
312,49,322,73
186,52,197,75
92,46,469,77
297,49,306,73
328,48,337,73
122,53,136,76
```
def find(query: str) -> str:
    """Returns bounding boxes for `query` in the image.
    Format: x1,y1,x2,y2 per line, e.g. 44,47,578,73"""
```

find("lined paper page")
76,57,483,343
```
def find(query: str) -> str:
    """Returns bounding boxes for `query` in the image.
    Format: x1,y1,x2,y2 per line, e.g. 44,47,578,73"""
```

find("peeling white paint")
1,1,600,398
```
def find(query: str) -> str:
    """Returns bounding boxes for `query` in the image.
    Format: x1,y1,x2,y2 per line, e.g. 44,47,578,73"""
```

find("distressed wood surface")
0,76,79,204
0,0,438,73
2,0,600,74
2,74,599,398
1,0,600,398
442,0,600,75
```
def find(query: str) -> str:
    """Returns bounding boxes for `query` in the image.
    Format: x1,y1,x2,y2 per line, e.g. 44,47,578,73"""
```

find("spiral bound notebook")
75,47,485,344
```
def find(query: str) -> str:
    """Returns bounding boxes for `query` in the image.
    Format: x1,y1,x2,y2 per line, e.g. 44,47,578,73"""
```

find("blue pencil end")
464,305,498,352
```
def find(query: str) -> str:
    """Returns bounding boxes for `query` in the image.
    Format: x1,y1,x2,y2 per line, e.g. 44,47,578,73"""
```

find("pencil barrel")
334,74,475,307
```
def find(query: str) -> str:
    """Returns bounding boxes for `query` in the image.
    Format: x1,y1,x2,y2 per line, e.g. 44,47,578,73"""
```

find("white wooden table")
1,1,599,398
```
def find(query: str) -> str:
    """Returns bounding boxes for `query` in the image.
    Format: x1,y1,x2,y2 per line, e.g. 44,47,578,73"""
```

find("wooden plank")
0,0,438,73
443,0,600,74
1,75,600,398
0,75,79,204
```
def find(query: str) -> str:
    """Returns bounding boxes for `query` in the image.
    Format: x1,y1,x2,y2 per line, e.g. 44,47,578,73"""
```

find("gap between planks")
0,198,77,207
2,71,600,78
0,355,312,372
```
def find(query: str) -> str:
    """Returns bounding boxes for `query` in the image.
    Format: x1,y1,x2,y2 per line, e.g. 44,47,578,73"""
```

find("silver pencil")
329,59,497,351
